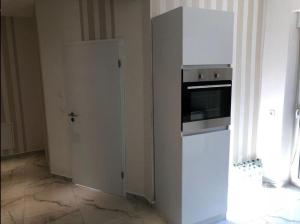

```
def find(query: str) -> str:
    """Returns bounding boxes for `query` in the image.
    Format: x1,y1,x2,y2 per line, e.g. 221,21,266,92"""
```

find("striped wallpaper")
78,0,115,41
1,16,47,157
1,17,25,156
150,0,265,163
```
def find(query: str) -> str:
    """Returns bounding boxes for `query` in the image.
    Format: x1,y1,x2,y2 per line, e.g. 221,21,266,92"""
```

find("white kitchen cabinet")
153,6,233,224
183,7,234,65
182,130,230,224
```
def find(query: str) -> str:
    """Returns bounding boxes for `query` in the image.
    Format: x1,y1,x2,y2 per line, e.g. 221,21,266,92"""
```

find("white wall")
35,0,81,177
114,0,153,199
257,0,300,184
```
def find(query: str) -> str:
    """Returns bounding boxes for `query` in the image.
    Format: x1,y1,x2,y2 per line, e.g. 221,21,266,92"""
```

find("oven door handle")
187,84,232,89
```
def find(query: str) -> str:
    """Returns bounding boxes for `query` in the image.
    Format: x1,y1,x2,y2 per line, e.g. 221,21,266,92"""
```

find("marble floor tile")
24,175,72,196
23,181,79,224
1,181,26,204
215,221,235,224
1,169,13,185
73,185,136,215
227,181,300,224
73,185,139,224
5,164,27,185
261,198,300,224
23,209,84,224
1,196,24,224
2,152,300,224
103,216,144,224
1,157,28,173
47,209,84,224
126,195,167,224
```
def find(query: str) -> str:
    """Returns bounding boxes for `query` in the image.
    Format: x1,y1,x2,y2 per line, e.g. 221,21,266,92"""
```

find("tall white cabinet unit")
153,7,234,224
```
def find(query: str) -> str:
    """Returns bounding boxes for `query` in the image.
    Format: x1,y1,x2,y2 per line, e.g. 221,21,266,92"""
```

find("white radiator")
1,123,15,151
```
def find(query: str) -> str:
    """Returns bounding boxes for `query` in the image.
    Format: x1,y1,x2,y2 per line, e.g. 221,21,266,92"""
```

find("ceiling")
1,0,35,17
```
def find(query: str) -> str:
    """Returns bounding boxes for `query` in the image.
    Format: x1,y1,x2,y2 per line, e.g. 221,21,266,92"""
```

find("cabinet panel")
182,130,230,224
183,8,234,65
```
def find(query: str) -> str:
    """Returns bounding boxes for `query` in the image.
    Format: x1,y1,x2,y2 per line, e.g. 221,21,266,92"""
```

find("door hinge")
118,59,122,68
121,171,124,179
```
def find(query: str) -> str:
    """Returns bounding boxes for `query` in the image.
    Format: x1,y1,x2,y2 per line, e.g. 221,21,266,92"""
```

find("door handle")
296,108,300,119
68,112,78,122
187,84,232,89
296,108,300,128
68,112,78,117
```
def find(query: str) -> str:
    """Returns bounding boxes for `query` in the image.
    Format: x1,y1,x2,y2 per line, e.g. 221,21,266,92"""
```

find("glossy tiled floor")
227,171,300,224
1,152,166,224
228,183,300,224
1,152,300,224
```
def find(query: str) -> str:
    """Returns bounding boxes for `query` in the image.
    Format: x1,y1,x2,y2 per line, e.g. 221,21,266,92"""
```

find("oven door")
182,81,232,135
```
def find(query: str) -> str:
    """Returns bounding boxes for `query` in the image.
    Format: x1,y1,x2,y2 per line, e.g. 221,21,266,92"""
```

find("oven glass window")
182,82,231,123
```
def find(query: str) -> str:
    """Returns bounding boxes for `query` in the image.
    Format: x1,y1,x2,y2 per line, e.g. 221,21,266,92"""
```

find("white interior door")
64,40,124,196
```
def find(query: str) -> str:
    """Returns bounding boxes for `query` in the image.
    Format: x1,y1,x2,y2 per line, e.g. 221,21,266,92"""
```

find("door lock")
68,112,78,122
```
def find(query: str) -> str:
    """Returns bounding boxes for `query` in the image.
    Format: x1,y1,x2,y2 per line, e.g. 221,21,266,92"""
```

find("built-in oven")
182,66,232,135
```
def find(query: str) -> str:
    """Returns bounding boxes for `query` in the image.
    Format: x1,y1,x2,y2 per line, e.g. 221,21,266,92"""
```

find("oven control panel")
182,66,232,83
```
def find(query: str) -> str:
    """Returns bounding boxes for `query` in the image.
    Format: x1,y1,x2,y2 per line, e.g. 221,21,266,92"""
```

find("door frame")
290,30,300,186
118,39,127,196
